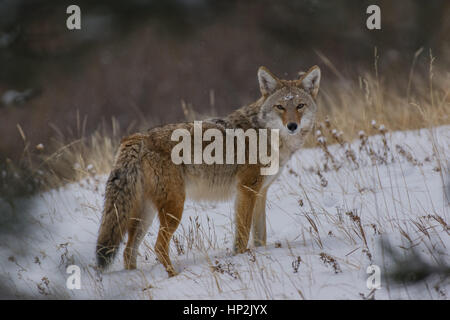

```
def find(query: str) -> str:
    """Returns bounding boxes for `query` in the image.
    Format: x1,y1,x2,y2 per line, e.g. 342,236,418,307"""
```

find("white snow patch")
1,126,449,299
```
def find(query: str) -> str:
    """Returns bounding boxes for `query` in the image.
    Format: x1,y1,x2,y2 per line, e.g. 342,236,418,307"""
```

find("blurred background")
0,0,449,162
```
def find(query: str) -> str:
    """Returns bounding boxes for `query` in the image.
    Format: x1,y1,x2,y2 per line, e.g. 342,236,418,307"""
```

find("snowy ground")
1,126,449,299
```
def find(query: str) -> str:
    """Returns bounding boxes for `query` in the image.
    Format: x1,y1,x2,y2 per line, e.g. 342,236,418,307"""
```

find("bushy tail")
96,134,145,270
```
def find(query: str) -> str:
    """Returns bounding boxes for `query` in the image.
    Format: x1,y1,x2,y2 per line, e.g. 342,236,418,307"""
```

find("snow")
1,126,449,299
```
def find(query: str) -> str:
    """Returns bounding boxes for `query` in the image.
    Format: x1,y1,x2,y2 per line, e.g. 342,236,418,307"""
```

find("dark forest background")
0,0,449,161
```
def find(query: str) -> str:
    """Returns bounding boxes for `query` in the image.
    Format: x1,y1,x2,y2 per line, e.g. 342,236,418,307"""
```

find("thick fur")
96,134,146,269
95,66,321,276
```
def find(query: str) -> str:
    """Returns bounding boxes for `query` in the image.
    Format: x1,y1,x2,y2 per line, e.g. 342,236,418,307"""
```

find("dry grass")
305,49,450,148
2,51,449,195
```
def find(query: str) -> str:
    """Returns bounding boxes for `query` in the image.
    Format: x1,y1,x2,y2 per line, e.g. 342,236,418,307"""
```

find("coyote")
96,65,321,276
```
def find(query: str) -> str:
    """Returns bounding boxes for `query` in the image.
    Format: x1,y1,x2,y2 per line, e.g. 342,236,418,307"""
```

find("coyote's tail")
96,134,145,270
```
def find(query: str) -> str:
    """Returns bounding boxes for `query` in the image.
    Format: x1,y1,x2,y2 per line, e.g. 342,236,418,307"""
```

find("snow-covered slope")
1,126,449,299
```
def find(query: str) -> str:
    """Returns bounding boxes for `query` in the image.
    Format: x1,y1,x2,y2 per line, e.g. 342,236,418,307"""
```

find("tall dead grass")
305,49,449,147
2,51,449,194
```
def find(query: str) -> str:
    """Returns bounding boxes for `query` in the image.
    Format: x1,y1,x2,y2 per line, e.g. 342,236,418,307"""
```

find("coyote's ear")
299,66,321,99
258,66,281,96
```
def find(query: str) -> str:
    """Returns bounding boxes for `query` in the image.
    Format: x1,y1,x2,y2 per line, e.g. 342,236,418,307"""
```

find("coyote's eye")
274,105,285,111
297,103,305,110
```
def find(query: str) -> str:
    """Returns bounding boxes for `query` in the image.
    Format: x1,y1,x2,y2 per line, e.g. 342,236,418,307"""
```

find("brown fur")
96,65,321,276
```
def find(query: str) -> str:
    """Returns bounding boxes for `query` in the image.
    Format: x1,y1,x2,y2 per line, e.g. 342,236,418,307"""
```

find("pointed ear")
258,66,281,96
299,66,321,98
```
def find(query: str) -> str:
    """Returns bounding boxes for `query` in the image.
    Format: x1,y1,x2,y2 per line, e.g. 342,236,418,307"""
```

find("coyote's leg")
252,187,268,247
233,175,262,254
155,195,185,277
124,201,156,270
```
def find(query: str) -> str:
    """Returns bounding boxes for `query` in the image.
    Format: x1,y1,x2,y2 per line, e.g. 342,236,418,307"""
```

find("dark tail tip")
96,244,117,271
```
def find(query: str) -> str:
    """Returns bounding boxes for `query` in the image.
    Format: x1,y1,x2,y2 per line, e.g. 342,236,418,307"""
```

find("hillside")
1,125,449,299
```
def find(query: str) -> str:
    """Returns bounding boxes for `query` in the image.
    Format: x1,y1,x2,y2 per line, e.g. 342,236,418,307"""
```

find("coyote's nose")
287,122,298,132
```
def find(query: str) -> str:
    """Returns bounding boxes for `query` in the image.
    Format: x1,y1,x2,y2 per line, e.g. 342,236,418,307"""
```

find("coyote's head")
257,65,320,139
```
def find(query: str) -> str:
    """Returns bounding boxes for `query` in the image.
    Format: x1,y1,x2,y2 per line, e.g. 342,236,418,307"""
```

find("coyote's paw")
232,245,248,255
167,267,179,277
